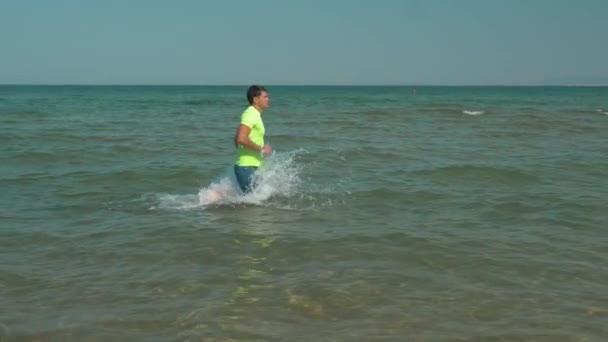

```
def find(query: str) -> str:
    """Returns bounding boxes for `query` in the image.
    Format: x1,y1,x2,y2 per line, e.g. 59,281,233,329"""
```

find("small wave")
360,108,404,117
419,107,463,115
565,108,608,116
6,110,49,117
269,134,332,145
168,109,197,116
0,172,53,185
280,121,317,128
416,164,538,184
462,110,484,116
0,134,22,143
37,131,88,144
565,108,592,114
11,151,63,164
183,99,236,106
346,188,445,204
517,107,546,114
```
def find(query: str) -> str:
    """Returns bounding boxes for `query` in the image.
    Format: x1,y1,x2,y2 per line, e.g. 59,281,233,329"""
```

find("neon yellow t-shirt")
235,106,265,167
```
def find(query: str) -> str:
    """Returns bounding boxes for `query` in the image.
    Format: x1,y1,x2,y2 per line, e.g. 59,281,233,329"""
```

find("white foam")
244,150,303,203
153,193,201,210
198,176,240,206
463,110,484,116
153,150,304,210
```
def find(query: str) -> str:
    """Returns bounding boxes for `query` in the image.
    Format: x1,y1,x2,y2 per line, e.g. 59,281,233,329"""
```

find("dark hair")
247,85,267,105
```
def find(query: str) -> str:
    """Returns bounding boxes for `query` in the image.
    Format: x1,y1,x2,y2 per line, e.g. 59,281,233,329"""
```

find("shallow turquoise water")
1,86,607,340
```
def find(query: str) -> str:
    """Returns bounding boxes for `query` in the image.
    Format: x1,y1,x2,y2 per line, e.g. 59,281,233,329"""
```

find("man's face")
254,91,270,110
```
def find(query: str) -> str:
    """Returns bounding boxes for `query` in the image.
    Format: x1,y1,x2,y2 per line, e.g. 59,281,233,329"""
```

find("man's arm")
235,124,262,151
235,124,271,156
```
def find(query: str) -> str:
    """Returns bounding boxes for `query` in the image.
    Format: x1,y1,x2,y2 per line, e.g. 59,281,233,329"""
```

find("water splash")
154,193,200,210
244,149,303,203
153,150,304,210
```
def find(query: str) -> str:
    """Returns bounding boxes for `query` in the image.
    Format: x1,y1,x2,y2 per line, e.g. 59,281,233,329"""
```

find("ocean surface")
1,85,607,341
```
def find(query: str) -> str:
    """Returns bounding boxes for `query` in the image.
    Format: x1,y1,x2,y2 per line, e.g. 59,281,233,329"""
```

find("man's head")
247,85,270,111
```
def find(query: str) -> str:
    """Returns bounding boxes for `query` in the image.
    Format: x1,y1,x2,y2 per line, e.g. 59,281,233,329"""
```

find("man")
233,85,272,193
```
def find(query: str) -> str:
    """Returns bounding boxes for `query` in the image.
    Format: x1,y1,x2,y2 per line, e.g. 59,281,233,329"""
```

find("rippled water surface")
1,86,607,340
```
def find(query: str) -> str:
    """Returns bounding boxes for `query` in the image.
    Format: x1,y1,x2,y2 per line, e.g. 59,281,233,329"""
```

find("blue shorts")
234,165,258,193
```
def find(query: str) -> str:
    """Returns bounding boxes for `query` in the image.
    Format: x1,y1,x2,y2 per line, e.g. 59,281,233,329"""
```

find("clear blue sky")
1,0,607,85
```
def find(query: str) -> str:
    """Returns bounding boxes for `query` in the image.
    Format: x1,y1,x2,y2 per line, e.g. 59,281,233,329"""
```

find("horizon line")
2,83,608,87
